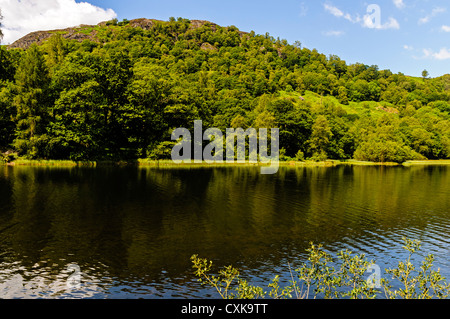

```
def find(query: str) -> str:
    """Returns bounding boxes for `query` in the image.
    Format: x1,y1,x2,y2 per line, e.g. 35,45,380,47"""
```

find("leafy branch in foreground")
381,238,450,299
191,238,450,299
191,255,265,299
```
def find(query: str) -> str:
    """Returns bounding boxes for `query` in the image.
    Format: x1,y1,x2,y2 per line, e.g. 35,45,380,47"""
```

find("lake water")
0,164,449,299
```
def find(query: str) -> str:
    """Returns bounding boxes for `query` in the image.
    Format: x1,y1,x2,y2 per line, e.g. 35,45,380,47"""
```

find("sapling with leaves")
192,238,450,299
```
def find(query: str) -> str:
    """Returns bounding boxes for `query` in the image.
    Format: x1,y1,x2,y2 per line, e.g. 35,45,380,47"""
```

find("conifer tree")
13,44,51,158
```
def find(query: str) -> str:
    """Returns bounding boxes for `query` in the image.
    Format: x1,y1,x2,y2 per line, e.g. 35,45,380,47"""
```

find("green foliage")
44,34,67,69
0,151,17,163
12,44,52,158
118,19,130,27
382,238,450,299
1,18,449,162
192,238,450,299
308,115,333,159
354,140,423,163
0,83,17,148
294,150,305,162
0,46,17,82
148,141,177,160
191,255,265,299
49,80,106,160
105,18,119,26
290,243,378,299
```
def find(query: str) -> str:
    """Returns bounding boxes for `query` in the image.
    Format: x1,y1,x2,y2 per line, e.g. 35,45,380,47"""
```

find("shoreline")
2,159,450,168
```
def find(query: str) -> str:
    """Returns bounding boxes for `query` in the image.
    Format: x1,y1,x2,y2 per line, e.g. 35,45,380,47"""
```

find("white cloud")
324,3,398,30
423,48,450,60
393,0,405,9
0,0,117,44
323,30,345,37
434,48,450,60
423,49,432,57
299,2,308,17
362,15,400,30
323,3,362,23
442,25,450,32
418,7,446,25
324,3,344,18
382,17,400,29
343,13,360,23
403,44,414,51
418,17,429,25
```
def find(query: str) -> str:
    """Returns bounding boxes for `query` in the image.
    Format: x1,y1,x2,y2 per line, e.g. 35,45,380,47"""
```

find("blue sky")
1,0,449,77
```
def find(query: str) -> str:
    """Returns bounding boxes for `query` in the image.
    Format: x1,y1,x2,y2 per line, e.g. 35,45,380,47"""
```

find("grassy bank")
138,159,450,167
2,159,96,167
2,158,450,168
402,160,450,166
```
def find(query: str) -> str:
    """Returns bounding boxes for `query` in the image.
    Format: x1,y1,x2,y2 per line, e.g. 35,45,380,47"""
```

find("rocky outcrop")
8,25,98,49
189,19,218,31
128,18,159,30
7,18,246,50
200,42,218,51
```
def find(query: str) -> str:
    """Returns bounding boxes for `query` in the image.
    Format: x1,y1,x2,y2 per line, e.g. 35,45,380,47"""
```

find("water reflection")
0,165,449,298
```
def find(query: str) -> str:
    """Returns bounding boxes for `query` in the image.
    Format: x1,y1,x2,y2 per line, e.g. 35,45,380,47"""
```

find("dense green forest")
0,17,449,163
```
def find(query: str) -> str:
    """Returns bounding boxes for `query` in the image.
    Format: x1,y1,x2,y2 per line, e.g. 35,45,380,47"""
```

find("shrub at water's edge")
191,238,450,299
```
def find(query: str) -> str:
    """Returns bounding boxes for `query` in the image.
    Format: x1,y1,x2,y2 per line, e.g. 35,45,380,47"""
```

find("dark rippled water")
0,165,449,298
